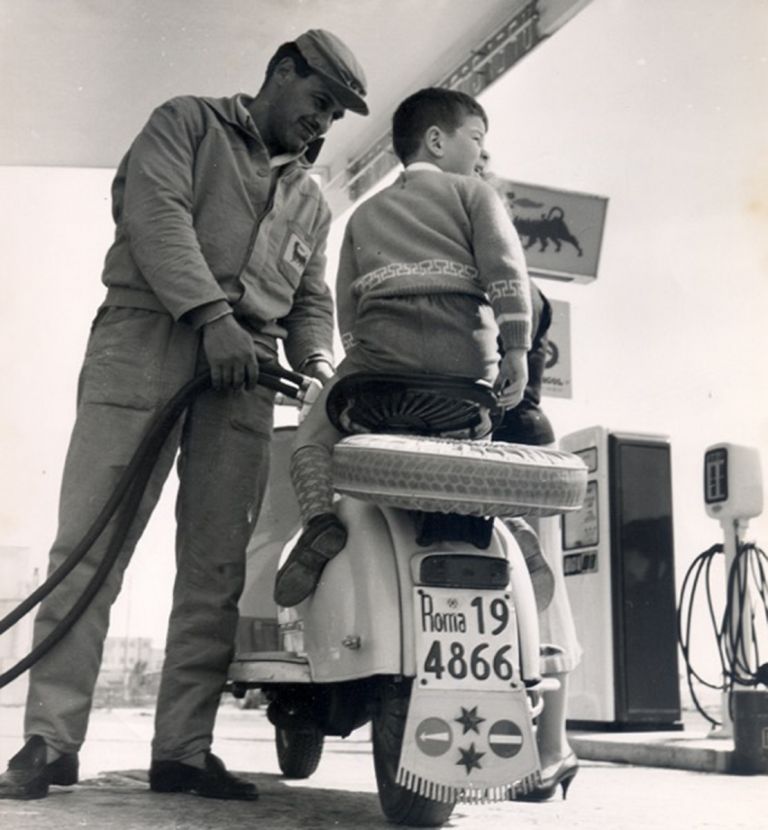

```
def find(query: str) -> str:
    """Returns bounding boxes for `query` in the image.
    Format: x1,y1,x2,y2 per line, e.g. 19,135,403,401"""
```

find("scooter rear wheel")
275,725,324,779
372,679,455,827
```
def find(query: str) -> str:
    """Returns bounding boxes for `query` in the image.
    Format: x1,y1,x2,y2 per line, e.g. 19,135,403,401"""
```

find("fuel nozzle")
297,375,323,423
273,371,323,423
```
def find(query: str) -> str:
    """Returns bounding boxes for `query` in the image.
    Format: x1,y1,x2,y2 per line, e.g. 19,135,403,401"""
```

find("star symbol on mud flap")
455,706,486,734
456,742,485,774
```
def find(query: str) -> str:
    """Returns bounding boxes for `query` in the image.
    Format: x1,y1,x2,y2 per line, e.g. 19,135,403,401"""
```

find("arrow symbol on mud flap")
418,730,451,742
415,717,453,757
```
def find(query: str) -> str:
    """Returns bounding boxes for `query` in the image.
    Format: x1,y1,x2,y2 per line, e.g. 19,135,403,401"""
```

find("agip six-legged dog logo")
500,190,583,258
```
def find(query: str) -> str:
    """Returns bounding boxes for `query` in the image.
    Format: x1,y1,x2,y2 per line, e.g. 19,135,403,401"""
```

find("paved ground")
0,700,764,829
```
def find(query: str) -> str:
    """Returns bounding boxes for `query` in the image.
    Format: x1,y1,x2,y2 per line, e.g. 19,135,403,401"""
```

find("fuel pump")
700,443,768,773
559,426,681,730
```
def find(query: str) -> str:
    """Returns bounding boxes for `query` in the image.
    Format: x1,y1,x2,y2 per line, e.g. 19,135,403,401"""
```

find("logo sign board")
489,177,608,283
541,298,572,399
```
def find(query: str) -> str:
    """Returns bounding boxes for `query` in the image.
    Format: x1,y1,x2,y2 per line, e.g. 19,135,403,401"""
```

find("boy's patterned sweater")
336,167,532,355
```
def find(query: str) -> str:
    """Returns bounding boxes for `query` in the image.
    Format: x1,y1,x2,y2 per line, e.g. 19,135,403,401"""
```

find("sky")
1,0,767,693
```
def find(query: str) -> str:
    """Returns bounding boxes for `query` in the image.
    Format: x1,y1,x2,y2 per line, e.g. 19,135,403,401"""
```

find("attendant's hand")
202,314,260,390
495,349,529,408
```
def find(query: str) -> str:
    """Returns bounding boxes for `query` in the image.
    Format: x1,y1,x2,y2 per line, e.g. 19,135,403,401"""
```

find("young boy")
274,87,533,607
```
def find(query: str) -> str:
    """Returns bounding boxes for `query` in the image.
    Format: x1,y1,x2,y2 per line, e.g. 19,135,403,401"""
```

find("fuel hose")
0,365,304,689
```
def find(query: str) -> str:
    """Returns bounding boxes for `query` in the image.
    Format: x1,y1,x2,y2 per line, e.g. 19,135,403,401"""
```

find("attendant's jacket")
100,95,334,369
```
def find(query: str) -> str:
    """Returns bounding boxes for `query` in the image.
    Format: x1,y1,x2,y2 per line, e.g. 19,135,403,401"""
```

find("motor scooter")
229,372,587,827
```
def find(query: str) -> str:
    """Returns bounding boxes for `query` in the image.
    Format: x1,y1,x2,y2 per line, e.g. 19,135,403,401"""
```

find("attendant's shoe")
0,736,79,800
273,512,347,607
513,752,579,802
149,752,259,800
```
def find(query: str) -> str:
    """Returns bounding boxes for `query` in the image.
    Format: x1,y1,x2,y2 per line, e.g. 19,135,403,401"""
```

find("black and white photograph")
1,2,766,828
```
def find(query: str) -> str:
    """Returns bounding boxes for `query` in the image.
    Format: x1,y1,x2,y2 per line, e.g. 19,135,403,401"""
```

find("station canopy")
1,0,591,213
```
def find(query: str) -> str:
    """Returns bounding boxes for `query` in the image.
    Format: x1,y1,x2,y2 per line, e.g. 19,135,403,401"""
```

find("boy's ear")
425,125,444,158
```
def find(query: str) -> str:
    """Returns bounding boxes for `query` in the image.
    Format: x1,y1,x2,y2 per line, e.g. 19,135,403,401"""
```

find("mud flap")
396,685,541,803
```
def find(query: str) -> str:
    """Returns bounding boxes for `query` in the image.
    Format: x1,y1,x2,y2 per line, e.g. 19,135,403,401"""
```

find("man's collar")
270,152,303,169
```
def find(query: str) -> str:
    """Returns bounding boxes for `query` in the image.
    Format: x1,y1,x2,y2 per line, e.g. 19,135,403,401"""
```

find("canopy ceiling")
1,0,591,212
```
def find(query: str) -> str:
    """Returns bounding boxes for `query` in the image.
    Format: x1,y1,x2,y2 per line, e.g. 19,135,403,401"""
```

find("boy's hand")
302,357,335,386
495,349,529,408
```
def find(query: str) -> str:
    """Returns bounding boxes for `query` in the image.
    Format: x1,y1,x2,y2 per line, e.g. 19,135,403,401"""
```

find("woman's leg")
523,515,582,797
536,670,572,769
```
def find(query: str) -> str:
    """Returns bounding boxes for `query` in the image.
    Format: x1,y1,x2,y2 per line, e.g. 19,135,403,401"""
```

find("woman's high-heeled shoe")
513,752,579,801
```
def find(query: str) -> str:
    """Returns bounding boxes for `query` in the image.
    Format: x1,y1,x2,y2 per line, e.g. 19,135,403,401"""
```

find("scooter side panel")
301,498,403,682
375,508,422,676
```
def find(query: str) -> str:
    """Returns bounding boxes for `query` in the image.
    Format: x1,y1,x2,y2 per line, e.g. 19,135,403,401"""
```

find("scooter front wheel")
372,679,455,827
275,725,324,779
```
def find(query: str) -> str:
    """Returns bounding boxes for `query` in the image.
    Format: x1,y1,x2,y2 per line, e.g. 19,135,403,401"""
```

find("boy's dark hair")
264,43,313,82
392,87,488,164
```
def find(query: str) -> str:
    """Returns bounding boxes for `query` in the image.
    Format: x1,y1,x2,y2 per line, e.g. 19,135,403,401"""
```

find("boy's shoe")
0,736,79,800
273,512,347,607
149,752,258,800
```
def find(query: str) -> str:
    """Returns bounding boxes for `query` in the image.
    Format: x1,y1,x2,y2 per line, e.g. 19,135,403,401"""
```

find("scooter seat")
325,372,502,439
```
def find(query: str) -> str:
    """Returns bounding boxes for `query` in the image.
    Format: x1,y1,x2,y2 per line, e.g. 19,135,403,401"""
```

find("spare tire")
332,435,587,518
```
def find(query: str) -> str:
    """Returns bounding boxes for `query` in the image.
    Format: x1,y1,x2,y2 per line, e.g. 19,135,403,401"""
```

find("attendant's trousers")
24,307,273,762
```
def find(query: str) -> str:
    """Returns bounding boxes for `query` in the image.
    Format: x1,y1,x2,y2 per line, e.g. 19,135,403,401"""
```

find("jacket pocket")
276,222,314,288
79,308,175,411
228,384,275,438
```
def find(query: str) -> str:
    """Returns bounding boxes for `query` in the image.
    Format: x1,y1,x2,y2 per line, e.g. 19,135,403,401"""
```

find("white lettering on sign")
441,2,539,95
542,298,572,399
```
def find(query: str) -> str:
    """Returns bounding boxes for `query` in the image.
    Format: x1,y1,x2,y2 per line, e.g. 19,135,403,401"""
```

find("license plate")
413,587,519,690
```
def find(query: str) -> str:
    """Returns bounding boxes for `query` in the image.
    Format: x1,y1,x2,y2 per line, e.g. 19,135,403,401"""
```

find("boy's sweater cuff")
498,317,532,353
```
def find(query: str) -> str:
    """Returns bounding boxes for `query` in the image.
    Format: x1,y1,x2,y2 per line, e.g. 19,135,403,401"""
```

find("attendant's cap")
294,29,368,115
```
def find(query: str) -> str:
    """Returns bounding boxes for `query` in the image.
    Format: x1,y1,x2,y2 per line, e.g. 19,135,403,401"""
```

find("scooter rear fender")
295,497,403,683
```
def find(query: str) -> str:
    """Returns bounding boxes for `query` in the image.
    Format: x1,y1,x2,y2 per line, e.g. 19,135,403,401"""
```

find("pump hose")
677,540,768,725
0,365,304,689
